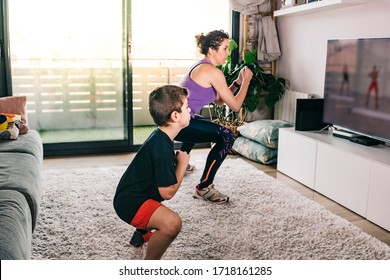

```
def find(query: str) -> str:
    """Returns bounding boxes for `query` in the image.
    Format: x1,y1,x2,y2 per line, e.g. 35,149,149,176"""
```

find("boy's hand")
176,150,190,167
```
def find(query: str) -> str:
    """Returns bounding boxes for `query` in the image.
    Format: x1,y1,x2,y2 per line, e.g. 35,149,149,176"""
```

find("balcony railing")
11,63,190,130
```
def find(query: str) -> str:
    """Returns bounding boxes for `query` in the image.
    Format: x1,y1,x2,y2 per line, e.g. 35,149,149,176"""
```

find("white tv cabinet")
277,127,390,231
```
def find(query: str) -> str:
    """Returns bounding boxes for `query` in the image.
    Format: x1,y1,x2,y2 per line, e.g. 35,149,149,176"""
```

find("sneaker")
185,164,196,174
193,184,229,204
130,230,152,247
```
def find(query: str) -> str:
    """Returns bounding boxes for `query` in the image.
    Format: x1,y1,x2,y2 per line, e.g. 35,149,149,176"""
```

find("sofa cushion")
0,130,43,164
0,190,32,259
0,152,42,231
232,136,278,165
237,119,293,149
0,96,29,134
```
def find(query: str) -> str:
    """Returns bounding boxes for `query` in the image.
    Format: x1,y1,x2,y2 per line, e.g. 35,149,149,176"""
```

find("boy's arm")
158,151,190,200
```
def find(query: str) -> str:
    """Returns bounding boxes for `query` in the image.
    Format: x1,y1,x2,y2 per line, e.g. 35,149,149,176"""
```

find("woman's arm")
210,66,253,112
214,81,241,105
190,63,253,111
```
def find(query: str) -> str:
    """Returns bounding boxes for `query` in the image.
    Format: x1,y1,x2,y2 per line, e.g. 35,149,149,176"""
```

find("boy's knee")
171,214,182,234
165,213,182,237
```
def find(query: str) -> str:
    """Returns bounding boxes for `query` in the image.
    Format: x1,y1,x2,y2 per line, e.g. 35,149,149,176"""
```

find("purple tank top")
179,60,217,117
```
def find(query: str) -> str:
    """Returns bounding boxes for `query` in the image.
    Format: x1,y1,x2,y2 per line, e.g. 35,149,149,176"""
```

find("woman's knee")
224,130,236,149
218,126,235,143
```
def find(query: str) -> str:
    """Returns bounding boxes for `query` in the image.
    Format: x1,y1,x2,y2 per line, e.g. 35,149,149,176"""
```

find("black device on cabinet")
295,98,325,131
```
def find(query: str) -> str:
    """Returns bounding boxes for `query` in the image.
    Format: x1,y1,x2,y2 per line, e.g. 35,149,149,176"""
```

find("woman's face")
211,38,230,66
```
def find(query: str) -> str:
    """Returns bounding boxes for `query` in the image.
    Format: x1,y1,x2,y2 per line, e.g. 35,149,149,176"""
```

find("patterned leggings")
175,116,236,189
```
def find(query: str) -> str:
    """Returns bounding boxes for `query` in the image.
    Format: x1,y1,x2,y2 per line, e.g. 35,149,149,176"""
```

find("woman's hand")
239,66,253,85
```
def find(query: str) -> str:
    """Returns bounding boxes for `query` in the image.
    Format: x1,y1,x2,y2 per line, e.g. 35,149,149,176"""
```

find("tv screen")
323,38,390,143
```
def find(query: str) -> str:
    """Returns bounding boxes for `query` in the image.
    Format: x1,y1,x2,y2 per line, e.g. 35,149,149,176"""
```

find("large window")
8,0,129,155
3,0,231,155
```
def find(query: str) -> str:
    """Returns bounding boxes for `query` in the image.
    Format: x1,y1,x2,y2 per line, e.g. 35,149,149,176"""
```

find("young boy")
113,85,191,260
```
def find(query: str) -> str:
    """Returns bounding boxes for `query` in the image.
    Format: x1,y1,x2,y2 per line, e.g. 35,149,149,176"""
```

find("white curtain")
230,0,281,62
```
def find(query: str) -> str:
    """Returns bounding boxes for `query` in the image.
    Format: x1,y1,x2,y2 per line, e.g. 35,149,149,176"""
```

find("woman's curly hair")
195,30,229,55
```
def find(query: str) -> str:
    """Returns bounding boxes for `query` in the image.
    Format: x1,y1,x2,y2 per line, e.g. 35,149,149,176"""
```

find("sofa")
0,96,43,259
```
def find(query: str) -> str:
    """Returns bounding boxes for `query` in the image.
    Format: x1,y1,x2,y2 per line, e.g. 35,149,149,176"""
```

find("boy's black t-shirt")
113,128,178,223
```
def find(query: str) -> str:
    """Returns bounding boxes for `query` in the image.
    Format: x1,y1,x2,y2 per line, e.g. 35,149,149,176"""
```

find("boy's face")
179,97,191,128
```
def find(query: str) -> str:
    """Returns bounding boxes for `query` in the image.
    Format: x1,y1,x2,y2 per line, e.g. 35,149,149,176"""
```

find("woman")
175,30,253,204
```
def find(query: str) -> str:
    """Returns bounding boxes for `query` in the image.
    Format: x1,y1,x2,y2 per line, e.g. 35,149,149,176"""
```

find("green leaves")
264,77,287,108
243,49,257,65
243,89,260,112
218,39,288,113
229,38,238,52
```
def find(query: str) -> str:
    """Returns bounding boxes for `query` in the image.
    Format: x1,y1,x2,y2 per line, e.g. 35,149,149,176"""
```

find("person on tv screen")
340,63,350,94
366,65,380,110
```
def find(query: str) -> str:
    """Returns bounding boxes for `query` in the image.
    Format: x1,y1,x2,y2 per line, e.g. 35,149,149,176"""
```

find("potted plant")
214,40,288,131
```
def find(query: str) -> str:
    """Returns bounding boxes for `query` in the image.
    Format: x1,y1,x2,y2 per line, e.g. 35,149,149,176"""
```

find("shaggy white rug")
32,158,390,260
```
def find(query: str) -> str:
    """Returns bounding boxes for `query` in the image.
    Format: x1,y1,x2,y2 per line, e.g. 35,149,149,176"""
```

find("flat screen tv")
323,38,390,144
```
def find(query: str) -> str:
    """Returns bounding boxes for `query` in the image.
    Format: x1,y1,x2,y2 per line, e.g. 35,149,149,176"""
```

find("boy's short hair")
149,85,189,126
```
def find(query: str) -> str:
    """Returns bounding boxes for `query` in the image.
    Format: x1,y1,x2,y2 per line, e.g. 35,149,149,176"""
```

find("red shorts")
130,199,162,229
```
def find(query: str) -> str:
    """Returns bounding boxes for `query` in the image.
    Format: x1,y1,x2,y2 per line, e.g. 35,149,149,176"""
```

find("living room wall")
275,0,390,97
